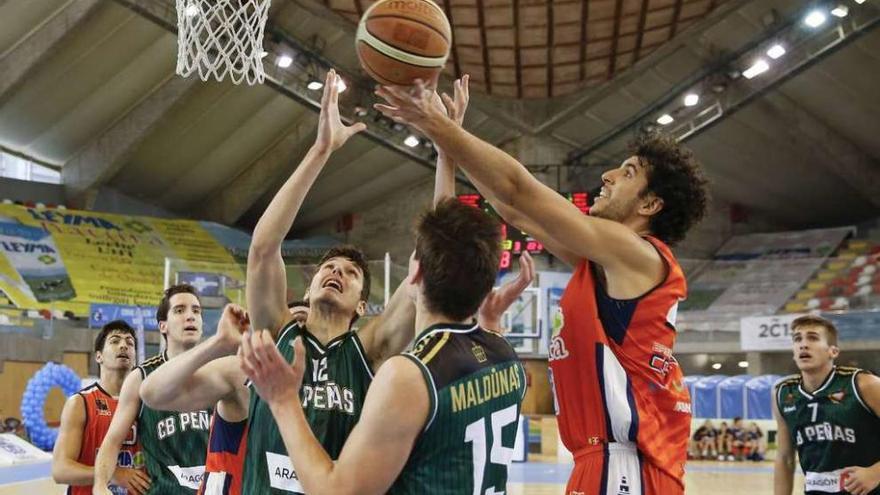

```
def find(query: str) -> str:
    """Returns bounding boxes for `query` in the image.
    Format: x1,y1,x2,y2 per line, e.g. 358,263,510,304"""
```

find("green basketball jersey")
242,322,374,494
137,352,211,494
776,366,880,495
389,323,526,495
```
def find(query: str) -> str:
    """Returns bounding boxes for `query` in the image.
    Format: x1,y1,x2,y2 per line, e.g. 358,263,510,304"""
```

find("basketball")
355,0,452,86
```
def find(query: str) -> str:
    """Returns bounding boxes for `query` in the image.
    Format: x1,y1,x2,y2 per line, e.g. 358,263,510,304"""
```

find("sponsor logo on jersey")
652,342,672,357
617,475,631,495
548,335,569,361
266,451,305,493
784,392,795,405
649,354,671,378
804,470,846,493
674,401,692,414
166,465,206,490
95,398,112,416
552,308,564,338
783,406,796,413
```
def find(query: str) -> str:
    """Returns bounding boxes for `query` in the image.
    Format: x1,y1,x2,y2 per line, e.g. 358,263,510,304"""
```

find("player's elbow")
139,378,166,409
51,460,72,484
248,228,283,260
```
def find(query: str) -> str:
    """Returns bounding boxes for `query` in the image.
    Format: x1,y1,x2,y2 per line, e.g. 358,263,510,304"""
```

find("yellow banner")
0,205,244,314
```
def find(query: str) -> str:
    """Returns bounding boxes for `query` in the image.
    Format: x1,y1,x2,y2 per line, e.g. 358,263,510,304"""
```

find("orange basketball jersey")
198,412,248,495
548,236,691,491
69,383,139,495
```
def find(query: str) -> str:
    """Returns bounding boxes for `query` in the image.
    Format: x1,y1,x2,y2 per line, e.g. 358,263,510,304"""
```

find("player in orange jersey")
376,78,709,495
52,320,150,495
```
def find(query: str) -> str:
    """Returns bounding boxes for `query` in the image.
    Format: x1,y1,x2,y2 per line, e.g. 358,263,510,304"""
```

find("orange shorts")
565,443,684,495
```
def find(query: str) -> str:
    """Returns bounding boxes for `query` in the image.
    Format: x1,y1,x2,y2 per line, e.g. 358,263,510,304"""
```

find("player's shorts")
565,442,684,495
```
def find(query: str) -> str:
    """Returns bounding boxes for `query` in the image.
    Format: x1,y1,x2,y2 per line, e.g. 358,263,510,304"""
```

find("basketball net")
175,0,272,85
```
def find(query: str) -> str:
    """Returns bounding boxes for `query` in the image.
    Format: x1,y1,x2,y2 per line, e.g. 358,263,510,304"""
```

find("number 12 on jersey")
464,404,518,495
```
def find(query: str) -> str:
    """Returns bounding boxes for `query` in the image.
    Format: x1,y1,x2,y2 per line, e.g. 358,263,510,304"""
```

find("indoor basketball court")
0,0,879,494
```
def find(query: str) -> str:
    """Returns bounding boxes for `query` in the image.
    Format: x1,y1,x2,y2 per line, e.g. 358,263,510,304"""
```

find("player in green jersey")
140,71,415,495
242,196,529,495
93,284,211,495
242,79,530,492
774,314,880,495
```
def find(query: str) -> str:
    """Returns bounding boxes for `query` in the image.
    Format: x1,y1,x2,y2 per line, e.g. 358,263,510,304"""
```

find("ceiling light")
855,0,866,4
184,4,199,17
307,80,323,90
767,44,786,59
804,10,827,28
276,55,293,68
336,79,347,93
404,135,420,147
712,363,722,370
683,94,700,107
831,5,849,17
738,361,749,368
743,59,770,79
656,114,674,125
259,50,269,58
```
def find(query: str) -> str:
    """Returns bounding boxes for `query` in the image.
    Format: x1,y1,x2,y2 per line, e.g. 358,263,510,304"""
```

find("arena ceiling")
0,0,879,236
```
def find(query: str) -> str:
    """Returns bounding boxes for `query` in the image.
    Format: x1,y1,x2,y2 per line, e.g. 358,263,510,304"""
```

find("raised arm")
477,251,535,332
356,282,416,371
93,372,150,495
248,70,366,336
241,332,426,495
432,75,468,205
140,305,250,418
773,389,795,495
375,81,661,274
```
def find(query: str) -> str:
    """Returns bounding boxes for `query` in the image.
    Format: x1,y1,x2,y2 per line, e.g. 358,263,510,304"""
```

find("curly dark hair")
632,134,709,245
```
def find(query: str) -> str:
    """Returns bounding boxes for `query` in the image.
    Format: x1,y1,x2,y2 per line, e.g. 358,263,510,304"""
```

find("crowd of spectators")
689,417,766,461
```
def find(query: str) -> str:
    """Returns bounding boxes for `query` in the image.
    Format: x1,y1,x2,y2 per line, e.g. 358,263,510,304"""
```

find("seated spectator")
744,422,765,461
716,421,730,460
691,419,718,460
728,417,746,461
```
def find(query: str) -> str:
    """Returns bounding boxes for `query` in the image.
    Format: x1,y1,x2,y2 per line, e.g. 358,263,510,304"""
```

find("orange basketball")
355,0,452,86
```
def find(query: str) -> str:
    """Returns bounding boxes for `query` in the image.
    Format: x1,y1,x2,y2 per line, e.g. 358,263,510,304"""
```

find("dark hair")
632,134,709,245
94,320,136,353
287,300,309,309
791,314,839,346
156,284,201,323
414,198,501,321
318,245,371,302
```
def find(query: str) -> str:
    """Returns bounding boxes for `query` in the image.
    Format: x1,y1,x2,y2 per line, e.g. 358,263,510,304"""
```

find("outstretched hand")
441,74,470,126
216,303,250,353
478,252,536,333
239,330,306,409
374,79,448,135
315,70,367,153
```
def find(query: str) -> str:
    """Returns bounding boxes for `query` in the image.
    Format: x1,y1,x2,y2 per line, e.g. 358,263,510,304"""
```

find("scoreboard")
457,192,590,269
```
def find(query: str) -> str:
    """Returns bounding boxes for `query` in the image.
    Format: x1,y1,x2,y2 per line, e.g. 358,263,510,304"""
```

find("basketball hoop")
175,0,272,85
